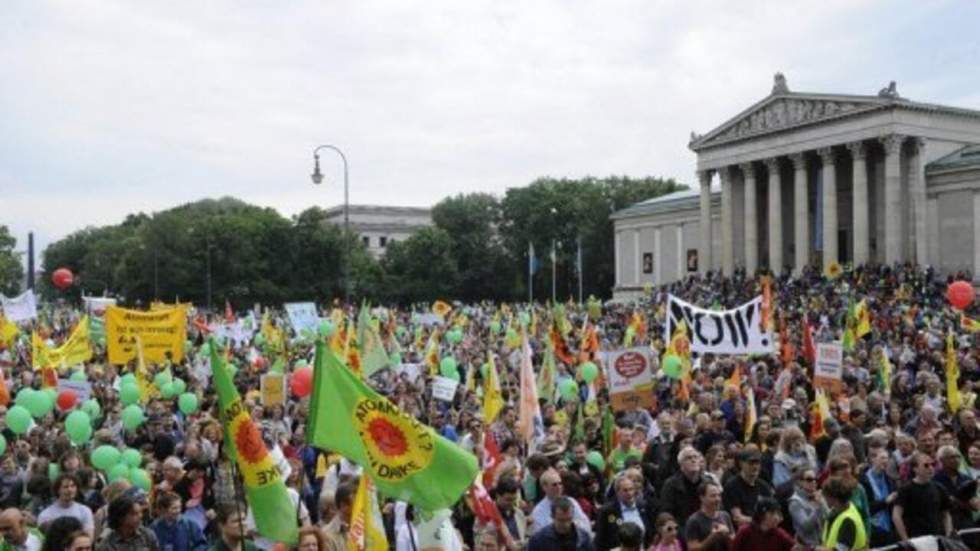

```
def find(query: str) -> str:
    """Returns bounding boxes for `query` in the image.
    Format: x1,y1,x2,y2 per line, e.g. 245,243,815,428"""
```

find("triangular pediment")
690,93,894,150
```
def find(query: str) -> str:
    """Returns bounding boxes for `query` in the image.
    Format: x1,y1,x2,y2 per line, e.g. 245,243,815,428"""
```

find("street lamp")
311,144,351,304
187,228,213,310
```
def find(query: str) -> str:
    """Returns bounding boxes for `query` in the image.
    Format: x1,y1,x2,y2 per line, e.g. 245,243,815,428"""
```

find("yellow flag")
347,475,388,551
432,300,452,318
0,316,18,348
134,336,156,403
32,316,92,370
106,306,186,365
947,334,961,413
855,300,872,339
424,329,441,376
482,351,505,424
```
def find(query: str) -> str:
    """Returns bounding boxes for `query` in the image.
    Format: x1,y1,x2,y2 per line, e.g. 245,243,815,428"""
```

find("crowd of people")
0,262,977,551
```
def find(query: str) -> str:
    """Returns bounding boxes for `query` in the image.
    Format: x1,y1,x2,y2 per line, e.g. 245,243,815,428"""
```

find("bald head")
0,508,26,544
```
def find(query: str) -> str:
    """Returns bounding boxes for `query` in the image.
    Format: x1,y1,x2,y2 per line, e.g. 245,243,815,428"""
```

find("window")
362,236,370,247
379,236,388,248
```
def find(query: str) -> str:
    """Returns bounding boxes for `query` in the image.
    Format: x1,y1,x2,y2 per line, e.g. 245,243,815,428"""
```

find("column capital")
910,136,927,152
846,141,867,160
738,162,757,178
697,170,714,186
719,166,733,183
879,133,906,155
763,157,781,172
816,146,836,165
788,152,807,170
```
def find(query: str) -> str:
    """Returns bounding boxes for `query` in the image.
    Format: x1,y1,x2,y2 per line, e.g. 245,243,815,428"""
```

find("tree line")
18,176,682,307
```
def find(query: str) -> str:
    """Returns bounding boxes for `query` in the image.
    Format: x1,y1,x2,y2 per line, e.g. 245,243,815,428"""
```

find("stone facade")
613,74,980,300
323,205,432,258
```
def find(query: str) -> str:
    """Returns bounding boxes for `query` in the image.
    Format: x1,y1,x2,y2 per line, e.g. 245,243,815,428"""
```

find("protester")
527,497,595,551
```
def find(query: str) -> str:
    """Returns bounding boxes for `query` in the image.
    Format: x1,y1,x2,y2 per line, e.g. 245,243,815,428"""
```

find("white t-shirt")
37,500,94,533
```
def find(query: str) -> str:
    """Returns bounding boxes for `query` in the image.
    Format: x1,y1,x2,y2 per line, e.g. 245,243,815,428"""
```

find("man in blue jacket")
150,491,208,551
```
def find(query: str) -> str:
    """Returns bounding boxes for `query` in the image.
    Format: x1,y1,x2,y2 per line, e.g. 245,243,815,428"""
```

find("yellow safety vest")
822,502,868,550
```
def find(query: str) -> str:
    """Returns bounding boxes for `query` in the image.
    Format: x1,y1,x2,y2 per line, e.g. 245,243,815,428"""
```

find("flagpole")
528,242,534,304
551,239,557,304
577,237,583,305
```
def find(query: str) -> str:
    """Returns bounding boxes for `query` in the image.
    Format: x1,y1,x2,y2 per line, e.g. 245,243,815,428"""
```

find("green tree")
380,227,459,304
0,226,21,296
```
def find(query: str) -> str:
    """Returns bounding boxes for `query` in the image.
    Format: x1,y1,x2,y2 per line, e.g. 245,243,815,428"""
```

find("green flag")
210,340,298,544
357,304,390,377
308,340,478,511
537,340,557,404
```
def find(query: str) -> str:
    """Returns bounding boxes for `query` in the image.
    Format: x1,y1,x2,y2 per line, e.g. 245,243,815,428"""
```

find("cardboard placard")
261,373,286,406
814,342,843,394
602,347,656,412
432,376,459,402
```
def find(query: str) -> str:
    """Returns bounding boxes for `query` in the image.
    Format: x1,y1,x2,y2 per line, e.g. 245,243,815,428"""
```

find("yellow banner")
106,306,186,365
32,316,92,370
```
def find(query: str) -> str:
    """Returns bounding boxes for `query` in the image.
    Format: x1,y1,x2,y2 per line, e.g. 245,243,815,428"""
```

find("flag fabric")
347,475,388,551
134,337,156,403
549,320,575,366
842,300,857,352
357,305,390,378
537,340,557,404
877,347,892,395
517,331,544,450
726,364,742,390
947,334,961,413
664,321,692,400
855,300,872,339
210,339,298,544
307,341,478,511
31,316,92,370
0,362,9,406
345,320,362,377
744,387,757,443
481,431,504,488
601,406,617,459
760,277,773,331
423,329,441,376
810,389,832,442
482,351,505,425
802,318,816,367
468,483,515,549
579,322,599,362
961,314,980,333
0,316,19,349
528,242,539,275
431,301,452,319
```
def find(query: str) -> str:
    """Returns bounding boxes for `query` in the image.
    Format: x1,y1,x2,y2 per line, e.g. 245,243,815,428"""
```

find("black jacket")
594,499,654,551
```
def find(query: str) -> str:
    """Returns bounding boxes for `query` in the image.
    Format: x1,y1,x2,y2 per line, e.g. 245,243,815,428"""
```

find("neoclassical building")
613,74,980,299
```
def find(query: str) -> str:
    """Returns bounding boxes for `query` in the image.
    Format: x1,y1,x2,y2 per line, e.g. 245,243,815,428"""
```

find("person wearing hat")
731,497,796,551
722,446,774,529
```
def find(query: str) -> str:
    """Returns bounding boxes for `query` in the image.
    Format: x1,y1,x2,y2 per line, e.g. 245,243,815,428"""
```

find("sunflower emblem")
353,397,435,482
825,261,842,280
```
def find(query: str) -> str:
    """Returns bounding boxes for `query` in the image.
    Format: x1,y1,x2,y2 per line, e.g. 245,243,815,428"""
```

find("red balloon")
252,356,267,370
947,280,976,310
56,389,78,411
52,268,74,290
290,366,313,398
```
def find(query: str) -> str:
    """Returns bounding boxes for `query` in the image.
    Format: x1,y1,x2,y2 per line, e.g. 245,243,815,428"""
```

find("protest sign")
393,362,421,382
82,296,117,317
261,373,285,406
814,342,843,393
284,302,319,335
57,379,93,401
602,347,656,412
665,294,774,355
1,290,37,322
432,376,459,402
106,306,186,365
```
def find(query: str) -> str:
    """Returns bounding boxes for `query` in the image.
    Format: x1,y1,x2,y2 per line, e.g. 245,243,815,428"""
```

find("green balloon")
395,326,406,338
559,379,579,402
185,339,194,352
25,389,54,418
506,328,518,342
120,373,137,386
227,364,238,379
121,405,145,431
5,406,31,434
178,393,199,415
161,382,178,399
48,463,60,481
253,334,265,346
122,448,142,468
153,371,173,389
446,329,463,344
91,445,121,471
489,320,501,334
42,388,57,403
107,462,130,482
200,343,211,357
129,468,152,491
662,354,683,380
70,370,87,382
519,312,531,327
65,410,91,439
119,382,140,406
0,434,6,456
390,353,402,366
81,399,102,419
446,369,461,382
171,378,186,395
580,362,599,384
14,388,34,407
68,424,92,445
586,450,605,471
319,320,335,337
439,357,457,378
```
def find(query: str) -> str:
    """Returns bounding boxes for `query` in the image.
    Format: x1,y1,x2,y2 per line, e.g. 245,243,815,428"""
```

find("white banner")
1,290,37,322
284,302,319,335
665,294,774,355
431,376,459,402
82,296,116,317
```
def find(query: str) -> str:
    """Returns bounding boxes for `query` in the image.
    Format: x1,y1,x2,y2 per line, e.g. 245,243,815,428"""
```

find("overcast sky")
2,1,979,264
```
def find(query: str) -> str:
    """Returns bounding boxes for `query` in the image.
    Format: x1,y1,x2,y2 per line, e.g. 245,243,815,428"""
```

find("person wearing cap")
731,497,796,551
722,446,774,529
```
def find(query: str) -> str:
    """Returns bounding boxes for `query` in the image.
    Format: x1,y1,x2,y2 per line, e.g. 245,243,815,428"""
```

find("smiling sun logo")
353,397,434,482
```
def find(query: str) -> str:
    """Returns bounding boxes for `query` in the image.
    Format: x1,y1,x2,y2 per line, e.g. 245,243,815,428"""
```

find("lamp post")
311,144,351,304
187,228,212,311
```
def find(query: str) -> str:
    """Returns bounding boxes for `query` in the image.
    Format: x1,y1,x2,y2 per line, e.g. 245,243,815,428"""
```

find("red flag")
193,316,212,335
802,319,816,367
468,484,515,549
224,300,234,324
760,277,772,331
550,321,576,366
481,431,503,489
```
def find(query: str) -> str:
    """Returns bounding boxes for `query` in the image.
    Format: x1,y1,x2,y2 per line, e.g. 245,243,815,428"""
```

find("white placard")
57,379,93,401
601,347,656,411
82,296,117,317
431,376,459,402
393,362,421,382
1,290,37,322
815,343,843,382
284,302,319,335
665,294,775,355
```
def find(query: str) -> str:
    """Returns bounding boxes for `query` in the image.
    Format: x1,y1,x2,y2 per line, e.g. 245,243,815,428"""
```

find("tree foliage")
0,226,21,296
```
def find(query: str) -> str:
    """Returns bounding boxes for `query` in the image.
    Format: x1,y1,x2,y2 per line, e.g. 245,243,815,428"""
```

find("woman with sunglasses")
787,466,827,549
649,513,682,551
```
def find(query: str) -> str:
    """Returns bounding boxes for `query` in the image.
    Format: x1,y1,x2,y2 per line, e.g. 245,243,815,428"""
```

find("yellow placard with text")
106,306,187,365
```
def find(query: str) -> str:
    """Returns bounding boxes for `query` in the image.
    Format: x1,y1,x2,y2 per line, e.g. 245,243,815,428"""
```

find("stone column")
765,158,783,273
698,170,713,274
633,228,641,284
741,163,758,274
818,147,838,271
790,153,809,274
720,168,734,276
880,134,905,265
847,141,870,266
910,137,928,265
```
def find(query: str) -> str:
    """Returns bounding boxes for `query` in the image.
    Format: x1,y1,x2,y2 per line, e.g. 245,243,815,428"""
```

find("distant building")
323,205,432,258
